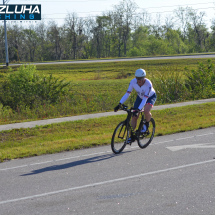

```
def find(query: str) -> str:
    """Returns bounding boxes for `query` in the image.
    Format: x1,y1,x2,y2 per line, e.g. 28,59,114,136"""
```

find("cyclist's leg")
144,104,152,122
131,114,139,131
144,93,157,126
128,116,138,144
131,95,142,130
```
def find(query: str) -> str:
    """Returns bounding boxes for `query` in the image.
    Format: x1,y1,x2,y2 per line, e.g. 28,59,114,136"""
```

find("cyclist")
114,68,157,143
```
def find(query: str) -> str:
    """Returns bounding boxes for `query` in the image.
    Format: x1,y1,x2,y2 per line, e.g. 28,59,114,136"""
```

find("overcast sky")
2,0,215,29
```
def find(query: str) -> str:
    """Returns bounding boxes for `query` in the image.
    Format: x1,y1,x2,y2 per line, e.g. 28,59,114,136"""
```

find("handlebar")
119,104,144,113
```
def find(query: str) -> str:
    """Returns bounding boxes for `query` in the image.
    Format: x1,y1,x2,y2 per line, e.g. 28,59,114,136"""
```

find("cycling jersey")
120,78,156,110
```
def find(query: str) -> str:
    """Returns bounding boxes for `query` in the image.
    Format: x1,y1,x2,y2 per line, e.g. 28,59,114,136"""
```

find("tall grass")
151,66,188,104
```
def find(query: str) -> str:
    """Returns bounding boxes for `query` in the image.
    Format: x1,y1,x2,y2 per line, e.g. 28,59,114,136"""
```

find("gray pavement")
0,98,215,131
0,127,214,214
1,53,215,66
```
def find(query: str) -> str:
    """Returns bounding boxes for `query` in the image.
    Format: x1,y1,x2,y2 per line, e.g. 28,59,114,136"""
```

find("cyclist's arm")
138,96,148,110
138,85,152,110
119,81,133,104
119,91,131,104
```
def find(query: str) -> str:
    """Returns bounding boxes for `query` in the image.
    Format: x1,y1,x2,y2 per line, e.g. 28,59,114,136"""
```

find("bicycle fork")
125,113,136,139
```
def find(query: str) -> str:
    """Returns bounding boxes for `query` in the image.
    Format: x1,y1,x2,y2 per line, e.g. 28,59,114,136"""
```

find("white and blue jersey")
120,78,156,110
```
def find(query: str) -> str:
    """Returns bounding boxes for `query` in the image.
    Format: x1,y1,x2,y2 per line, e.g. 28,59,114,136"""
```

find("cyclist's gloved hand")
114,103,121,112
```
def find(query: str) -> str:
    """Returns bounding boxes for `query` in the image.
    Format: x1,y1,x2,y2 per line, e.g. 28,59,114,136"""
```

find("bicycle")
111,104,155,154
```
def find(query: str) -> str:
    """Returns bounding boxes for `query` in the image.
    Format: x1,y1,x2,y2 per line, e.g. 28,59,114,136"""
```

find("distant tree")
209,19,215,51
0,25,5,63
128,25,148,56
23,27,38,62
82,16,95,59
163,15,175,31
113,0,137,57
64,13,79,59
150,14,164,39
136,9,151,28
47,21,63,60
0,3,213,62
174,7,192,41
188,9,208,52
164,29,188,54
35,21,48,61
6,24,24,62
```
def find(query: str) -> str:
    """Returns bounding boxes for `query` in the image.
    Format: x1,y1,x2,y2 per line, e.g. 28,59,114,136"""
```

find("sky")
2,0,215,29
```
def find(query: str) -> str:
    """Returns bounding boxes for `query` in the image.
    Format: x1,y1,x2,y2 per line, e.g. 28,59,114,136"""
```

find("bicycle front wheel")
111,121,128,154
137,118,155,149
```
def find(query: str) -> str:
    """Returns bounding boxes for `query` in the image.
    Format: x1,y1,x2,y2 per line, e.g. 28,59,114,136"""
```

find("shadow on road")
20,150,132,176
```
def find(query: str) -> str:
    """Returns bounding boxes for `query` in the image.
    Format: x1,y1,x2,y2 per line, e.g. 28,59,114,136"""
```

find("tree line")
1,0,215,63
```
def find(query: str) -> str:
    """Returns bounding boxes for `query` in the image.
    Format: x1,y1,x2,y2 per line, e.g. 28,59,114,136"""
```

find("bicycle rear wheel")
137,118,155,149
111,121,128,154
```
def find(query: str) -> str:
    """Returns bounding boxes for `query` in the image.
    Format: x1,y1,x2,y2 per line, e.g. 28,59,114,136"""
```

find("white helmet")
135,68,146,78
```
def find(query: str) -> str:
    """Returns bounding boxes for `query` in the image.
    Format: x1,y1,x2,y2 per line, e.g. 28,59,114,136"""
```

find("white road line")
82,152,105,157
153,140,174,145
175,136,194,141
196,133,214,137
0,132,214,171
0,159,214,205
52,156,81,162
167,143,215,152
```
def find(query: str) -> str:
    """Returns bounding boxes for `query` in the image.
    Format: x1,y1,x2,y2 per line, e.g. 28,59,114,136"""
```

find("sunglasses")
136,77,144,80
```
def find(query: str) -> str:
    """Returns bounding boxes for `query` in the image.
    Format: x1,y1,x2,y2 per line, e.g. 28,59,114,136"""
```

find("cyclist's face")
136,77,145,85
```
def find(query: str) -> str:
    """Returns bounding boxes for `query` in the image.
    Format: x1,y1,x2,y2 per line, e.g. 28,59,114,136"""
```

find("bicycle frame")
121,105,146,139
136,112,147,139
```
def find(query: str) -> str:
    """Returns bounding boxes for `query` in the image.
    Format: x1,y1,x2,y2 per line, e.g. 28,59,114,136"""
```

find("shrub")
0,64,70,110
185,59,215,100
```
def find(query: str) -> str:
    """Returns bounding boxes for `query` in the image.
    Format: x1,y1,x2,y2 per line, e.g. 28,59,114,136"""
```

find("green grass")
0,57,214,125
0,102,214,162
1,57,215,81
30,58,215,81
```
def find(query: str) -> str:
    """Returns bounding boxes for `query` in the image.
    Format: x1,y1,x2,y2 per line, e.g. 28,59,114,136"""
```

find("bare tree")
47,21,63,60
23,25,38,62
7,23,24,62
188,9,207,50
135,9,151,29
112,8,123,57
35,21,47,61
164,15,175,31
174,7,192,40
83,16,95,58
64,13,79,59
150,14,163,38
90,16,103,58
113,0,137,56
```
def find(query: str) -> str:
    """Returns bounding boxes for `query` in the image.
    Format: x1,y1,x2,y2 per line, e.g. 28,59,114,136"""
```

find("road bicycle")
111,104,155,154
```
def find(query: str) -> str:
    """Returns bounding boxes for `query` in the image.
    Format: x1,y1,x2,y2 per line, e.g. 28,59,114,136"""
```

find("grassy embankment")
0,57,214,125
0,102,214,162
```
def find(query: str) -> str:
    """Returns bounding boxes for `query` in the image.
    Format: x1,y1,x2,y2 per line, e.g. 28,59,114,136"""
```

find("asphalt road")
0,127,214,215
1,54,215,66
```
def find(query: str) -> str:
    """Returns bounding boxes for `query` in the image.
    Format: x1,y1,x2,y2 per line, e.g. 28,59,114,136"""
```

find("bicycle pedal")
126,140,133,145
127,137,135,145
